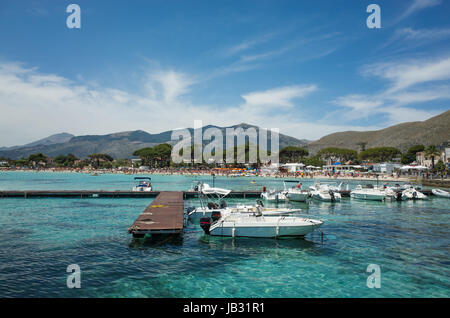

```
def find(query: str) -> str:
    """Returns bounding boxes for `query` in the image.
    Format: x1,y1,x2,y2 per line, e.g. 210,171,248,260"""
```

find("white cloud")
242,85,317,108
397,0,442,22
362,56,450,93
334,55,450,125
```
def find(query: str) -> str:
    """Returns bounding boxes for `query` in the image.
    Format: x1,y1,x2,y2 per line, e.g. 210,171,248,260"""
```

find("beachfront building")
372,163,402,174
443,147,450,168
323,164,365,172
416,151,442,168
281,163,305,173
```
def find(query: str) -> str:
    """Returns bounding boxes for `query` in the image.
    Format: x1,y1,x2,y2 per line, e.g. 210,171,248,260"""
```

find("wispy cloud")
334,55,450,124
222,32,279,57
0,60,380,146
242,85,317,108
396,0,442,23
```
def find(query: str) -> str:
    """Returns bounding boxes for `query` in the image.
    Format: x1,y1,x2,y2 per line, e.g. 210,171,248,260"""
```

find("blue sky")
0,0,449,146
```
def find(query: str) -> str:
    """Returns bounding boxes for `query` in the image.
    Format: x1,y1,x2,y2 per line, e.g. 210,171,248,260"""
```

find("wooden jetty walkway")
128,191,184,237
0,189,435,198
0,190,262,198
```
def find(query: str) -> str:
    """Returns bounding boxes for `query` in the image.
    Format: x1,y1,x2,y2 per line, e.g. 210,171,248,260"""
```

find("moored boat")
260,187,287,202
132,177,152,192
402,187,427,200
309,183,341,202
432,188,450,198
350,184,386,201
200,209,323,238
284,180,309,202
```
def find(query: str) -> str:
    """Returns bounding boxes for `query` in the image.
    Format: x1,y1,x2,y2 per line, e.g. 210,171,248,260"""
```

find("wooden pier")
128,191,184,237
0,190,263,198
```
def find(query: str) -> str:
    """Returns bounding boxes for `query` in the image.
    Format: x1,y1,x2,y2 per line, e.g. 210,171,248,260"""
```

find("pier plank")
128,191,184,236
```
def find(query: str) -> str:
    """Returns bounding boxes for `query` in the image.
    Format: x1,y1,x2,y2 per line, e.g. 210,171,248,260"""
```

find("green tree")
279,146,309,163
28,153,47,163
88,153,114,168
359,147,401,163
424,145,441,169
317,147,358,162
54,154,78,167
401,145,425,164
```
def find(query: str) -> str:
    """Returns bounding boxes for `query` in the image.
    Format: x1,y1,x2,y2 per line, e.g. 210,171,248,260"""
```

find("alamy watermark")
366,4,381,29
170,120,280,164
66,4,81,29
366,264,381,288
66,264,81,288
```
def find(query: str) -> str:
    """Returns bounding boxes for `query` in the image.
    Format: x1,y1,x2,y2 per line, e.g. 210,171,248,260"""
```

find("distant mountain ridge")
308,110,450,154
0,124,309,159
2,110,448,160
0,133,74,151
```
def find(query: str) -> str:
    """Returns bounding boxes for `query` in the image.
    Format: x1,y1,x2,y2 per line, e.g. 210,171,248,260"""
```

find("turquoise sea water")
0,171,449,297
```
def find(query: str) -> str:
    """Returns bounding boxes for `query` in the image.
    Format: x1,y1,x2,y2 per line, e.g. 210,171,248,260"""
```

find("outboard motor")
329,190,335,202
211,211,221,222
256,199,264,207
200,217,211,234
207,202,219,209
413,191,418,200
186,206,196,214
395,191,402,201
219,200,227,209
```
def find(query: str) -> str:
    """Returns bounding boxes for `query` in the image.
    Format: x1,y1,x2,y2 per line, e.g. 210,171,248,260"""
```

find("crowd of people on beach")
1,166,414,182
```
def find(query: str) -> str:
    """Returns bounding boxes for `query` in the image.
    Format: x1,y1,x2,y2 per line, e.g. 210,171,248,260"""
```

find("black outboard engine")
186,206,196,214
396,191,402,201
413,191,418,199
219,200,227,209
200,217,211,234
329,190,335,202
207,202,219,209
211,211,221,222
256,199,264,207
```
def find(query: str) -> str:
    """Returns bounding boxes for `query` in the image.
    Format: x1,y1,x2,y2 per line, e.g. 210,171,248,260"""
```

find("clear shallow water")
0,171,449,297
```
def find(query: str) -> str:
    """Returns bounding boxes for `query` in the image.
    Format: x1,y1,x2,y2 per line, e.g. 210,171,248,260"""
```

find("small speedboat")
309,183,341,202
284,180,309,202
200,209,323,238
260,187,287,202
132,177,152,192
350,184,386,201
432,188,450,198
402,187,427,200
384,187,405,201
186,182,299,220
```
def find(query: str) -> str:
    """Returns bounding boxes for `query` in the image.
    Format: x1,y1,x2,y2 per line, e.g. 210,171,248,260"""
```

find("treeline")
1,143,446,172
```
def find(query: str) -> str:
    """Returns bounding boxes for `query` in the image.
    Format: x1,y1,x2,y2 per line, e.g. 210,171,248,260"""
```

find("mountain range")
308,109,450,154
0,124,309,159
0,110,449,160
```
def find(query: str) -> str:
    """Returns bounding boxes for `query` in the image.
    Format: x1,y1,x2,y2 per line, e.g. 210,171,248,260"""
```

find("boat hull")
209,222,322,238
350,192,385,201
286,192,309,202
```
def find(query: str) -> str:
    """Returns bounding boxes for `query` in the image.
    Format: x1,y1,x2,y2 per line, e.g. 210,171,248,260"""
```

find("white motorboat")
350,184,386,201
260,187,287,202
132,177,152,192
309,183,341,202
384,187,405,201
200,209,323,238
432,188,450,198
284,180,309,202
402,187,427,200
186,182,300,220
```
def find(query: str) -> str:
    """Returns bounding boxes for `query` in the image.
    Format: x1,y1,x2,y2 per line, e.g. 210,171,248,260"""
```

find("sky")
0,0,449,146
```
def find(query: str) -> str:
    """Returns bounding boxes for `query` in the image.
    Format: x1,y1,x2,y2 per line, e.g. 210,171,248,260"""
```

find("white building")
372,163,402,174
281,163,305,173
